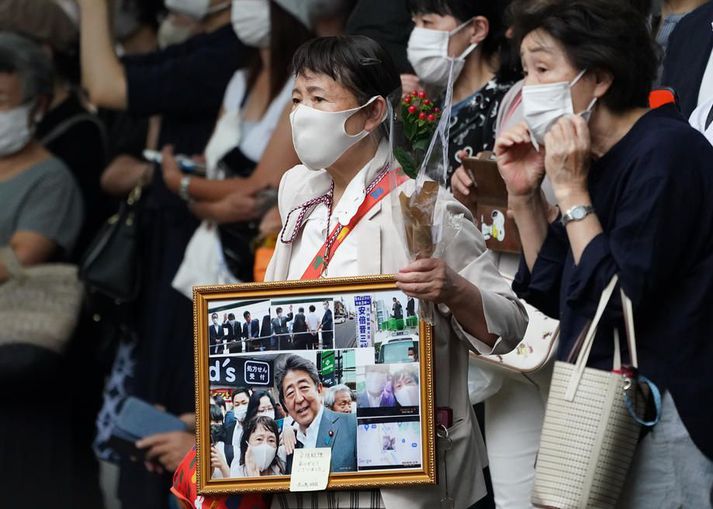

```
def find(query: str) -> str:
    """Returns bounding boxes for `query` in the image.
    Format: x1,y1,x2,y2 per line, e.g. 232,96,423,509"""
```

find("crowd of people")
1,0,712,508
209,301,334,353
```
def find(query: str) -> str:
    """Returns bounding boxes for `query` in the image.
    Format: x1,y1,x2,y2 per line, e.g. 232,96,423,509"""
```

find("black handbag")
79,184,142,303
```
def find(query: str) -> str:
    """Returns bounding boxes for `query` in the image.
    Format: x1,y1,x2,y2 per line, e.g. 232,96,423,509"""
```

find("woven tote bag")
0,247,83,353
532,276,644,509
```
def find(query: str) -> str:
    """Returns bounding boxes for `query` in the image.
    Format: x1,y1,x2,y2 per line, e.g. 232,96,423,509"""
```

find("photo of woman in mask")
391,366,419,408
215,415,285,478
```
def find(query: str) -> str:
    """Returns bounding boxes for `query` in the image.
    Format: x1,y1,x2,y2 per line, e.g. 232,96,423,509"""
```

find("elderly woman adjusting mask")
498,1,713,507
265,34,527,509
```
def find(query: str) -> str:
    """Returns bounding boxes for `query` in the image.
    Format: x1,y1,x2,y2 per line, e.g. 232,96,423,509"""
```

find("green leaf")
394,147,418,179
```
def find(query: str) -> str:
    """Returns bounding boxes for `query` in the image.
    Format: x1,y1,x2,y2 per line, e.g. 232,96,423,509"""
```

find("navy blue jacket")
661,2,713,117
514,106,713,460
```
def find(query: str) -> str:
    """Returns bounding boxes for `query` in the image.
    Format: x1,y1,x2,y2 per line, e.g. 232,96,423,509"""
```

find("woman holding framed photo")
263,34,527,509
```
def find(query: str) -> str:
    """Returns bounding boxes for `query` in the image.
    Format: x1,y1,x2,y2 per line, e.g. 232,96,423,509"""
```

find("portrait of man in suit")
271,306,294,350
275,354,357,474
208,312,225,354
242,311,260,352
224,313,243,353
320,300,334,349
291,307,309,349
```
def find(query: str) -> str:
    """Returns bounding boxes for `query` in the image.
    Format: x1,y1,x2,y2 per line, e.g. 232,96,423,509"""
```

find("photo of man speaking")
275,354,357,473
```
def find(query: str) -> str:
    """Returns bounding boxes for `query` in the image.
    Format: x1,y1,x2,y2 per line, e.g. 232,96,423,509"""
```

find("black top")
36,92,111,260
346,0,414,74
661,1,713,117
514,105,713,460
446,78,515,187
117,27,248,509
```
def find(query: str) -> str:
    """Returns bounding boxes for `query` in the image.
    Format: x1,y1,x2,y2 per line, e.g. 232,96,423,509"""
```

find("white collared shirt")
296,405,324,449
286,141,391,280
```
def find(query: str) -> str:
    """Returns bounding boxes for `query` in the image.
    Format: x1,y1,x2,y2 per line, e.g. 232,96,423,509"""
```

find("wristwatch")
179,175,192,202
560,205,594,226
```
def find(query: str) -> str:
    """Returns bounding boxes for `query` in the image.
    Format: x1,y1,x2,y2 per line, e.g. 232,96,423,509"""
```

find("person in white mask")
498,2,713,508
234,415,285,476
407,0,521,188
392,367,420,407
0,32,84,507
263,34,527,509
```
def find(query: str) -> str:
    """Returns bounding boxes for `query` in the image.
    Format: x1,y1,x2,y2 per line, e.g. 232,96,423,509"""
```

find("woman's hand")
137,431,195,473
450,149,478,215
161,145,183,194
189,192,260,224
543,115,592,204
394,258,461,306
495,121,545,199
244,447,260,476
211,445,230,478
280,424,297,455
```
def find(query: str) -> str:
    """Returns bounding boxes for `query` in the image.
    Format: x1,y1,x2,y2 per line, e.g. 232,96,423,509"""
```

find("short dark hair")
292,35,401,106
275,307,283,314
209,404,223,424
408,0,520,81
309,305,316,312
245,390,277,423
298,307,304,313
231,387,250,401
511,0,658,112
0,32,53,103
213,394,226,410
239,416,282,469
243,311,251,319
274,354,320,405
227,313,235,320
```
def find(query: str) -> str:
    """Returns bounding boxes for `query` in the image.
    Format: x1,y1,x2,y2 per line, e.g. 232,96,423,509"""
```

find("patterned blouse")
445,78,516,188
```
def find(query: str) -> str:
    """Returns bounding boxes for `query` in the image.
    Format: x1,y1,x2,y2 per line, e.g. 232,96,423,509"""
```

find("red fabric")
171,448,269,509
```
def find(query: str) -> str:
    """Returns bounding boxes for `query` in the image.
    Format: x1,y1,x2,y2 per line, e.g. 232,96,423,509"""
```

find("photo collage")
205,289,423,480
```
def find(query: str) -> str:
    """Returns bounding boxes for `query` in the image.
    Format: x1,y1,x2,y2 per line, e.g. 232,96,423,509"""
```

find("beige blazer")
266,156,528,509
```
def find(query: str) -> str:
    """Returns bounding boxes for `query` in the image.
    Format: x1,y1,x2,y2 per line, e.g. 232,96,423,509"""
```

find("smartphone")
462,155,508,206
143,149,207,176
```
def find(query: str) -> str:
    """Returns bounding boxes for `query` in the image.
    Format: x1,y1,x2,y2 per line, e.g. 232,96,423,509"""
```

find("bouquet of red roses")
394,90,441,179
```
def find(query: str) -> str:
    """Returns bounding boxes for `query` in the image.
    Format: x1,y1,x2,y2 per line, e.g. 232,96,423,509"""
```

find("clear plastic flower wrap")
388,61,463,322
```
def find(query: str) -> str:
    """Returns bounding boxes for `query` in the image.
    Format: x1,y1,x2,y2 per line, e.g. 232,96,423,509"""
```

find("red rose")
417,90,426,98
403,95,412,105
423,99,431,106
427,114,436,122
408,105,417,114
418,112,426,120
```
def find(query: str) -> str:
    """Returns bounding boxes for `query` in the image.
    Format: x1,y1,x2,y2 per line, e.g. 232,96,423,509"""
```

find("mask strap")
457,43,478,60
449,17,475,36
569,68,588,88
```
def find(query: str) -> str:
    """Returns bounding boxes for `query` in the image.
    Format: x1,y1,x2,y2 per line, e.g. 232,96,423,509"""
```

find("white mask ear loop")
343,96,379,138
569,68,588,88
449,18,478,61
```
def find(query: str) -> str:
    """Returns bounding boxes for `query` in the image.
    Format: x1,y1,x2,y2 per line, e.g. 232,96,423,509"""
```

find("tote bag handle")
565,276,639,401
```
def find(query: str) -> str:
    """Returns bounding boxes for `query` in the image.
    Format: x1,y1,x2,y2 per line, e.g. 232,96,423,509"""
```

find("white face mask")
0,104,34,157
290,96,379,171
157,16,196,49
234,403,248,422
166,0,230,20
257,409,275,420
394,385,419,407
231,0,271,48
407,19,478,87
249,442,277,472
522,69,597,149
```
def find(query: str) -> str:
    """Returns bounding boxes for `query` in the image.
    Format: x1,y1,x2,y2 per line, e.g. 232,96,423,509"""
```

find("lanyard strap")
301,168,408,280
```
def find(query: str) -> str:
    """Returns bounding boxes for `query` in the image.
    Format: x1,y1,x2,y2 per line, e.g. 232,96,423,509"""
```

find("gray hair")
0,31,53,103
324,384,354,409
274,354,320,404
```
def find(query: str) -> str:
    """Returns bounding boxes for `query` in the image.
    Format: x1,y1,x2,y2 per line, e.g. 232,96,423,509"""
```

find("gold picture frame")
193,275,436,495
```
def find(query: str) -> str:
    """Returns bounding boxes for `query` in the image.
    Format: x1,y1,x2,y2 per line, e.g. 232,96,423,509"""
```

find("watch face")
572,207,586,220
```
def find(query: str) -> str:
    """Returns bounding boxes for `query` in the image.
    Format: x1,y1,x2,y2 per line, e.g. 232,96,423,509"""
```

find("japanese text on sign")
354,295,372,348
243,360,270,385
289,448,332,492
